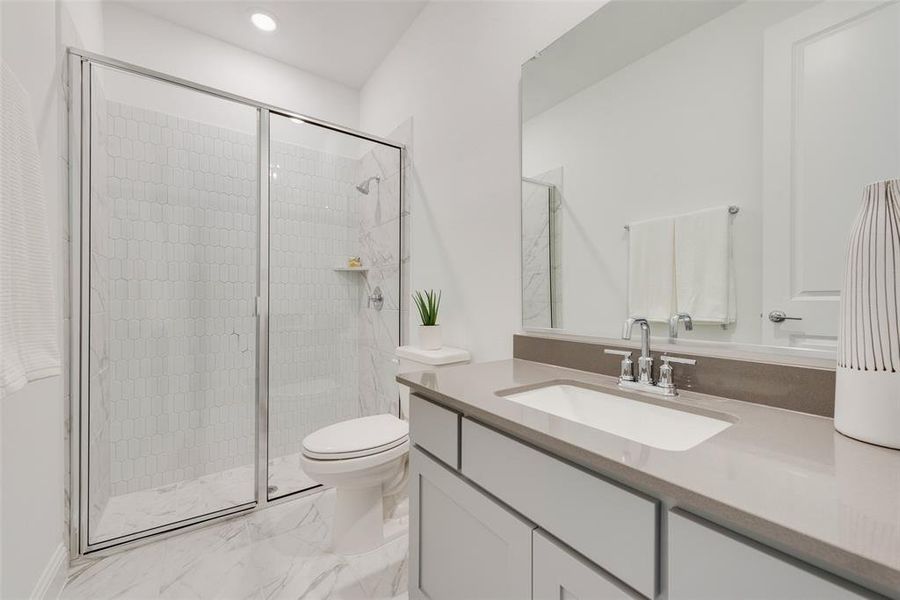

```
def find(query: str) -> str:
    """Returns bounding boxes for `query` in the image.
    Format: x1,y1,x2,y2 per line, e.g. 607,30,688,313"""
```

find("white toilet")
300,345,470,554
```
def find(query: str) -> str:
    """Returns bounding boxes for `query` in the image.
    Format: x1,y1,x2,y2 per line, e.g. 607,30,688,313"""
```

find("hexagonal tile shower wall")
86,66,262,546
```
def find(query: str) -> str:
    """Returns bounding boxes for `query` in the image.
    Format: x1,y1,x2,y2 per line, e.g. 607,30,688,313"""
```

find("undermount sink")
500,383,732,451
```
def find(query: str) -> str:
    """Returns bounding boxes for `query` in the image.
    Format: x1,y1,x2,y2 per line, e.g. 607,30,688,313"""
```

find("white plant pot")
418,325,442,350
835,179,900,449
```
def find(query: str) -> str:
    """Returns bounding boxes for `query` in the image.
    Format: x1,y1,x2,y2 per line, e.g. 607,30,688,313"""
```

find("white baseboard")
30,543,68,599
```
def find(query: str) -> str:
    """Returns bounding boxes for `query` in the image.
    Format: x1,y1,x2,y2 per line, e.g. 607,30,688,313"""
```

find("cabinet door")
409,447,534,600
668,509,875,599
534,531,639,600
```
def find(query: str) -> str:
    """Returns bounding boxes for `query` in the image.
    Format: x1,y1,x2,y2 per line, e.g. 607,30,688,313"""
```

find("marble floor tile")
92,453,319,543
268,452,320,499
63,489,409,600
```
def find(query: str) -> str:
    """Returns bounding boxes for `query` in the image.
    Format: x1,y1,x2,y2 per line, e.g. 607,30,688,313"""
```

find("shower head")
356,176,381,195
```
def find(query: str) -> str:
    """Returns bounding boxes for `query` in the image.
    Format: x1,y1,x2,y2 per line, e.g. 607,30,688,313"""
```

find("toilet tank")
395,346,470,419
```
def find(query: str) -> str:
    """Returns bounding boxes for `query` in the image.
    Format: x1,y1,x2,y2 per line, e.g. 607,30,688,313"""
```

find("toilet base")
332,484,385,554
299,434,409,555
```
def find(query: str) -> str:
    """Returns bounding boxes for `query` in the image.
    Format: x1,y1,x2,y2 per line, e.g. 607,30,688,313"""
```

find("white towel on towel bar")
674,206,735,324
1,62,61,398
627,216,675,322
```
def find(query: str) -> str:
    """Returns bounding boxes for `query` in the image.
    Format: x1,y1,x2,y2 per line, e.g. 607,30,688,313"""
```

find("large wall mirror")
520,0,900,358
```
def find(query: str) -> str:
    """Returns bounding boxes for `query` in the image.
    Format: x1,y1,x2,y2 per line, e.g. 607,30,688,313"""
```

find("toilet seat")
302,414,409,460
301,439,409,479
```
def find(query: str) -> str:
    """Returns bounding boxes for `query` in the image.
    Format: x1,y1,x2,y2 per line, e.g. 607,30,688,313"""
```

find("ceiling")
124,0,427,88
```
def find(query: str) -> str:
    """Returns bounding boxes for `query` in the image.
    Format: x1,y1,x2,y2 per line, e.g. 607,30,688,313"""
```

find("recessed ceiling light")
251,12,277,32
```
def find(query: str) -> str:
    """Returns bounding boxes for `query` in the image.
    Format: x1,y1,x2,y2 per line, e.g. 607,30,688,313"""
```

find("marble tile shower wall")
356,121,409,418
267,142,361,464
522,180,553,329
99,100,258,497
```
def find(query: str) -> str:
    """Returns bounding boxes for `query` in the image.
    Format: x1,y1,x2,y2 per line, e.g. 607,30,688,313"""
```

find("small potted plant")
413,289,442,350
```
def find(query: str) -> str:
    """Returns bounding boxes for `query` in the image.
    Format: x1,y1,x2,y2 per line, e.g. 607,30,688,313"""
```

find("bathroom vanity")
401,360,900,600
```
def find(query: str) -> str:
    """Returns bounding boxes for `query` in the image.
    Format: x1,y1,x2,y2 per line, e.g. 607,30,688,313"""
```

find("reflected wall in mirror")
520,0,900,356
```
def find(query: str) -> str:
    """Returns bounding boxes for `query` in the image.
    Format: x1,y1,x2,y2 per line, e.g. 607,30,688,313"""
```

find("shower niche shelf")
333,267,369,273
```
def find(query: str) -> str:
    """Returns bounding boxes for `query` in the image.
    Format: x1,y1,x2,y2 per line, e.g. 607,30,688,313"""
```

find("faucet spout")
623,317,653,384
623,317,651,358
668,313,694,338
622,318,635,340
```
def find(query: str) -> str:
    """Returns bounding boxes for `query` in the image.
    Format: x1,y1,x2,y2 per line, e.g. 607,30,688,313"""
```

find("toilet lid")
302,414,409,460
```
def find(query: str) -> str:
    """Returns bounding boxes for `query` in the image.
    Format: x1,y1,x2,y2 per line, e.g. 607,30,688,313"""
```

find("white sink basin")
501,383,732,451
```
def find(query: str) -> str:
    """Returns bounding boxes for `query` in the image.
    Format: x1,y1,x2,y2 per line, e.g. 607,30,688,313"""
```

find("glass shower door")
266,114,402,500
85,64,259,546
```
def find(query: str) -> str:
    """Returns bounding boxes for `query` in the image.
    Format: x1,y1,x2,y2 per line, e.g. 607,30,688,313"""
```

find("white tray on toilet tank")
396,346,471,421
396,345,471,366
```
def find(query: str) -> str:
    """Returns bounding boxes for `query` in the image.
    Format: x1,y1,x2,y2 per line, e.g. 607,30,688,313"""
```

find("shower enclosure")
521,177,560,329
69,50,404,555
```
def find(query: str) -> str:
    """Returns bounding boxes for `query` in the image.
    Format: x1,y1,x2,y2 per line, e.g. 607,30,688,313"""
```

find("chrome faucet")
622,317,653,384
603,317,698,397
669,312,693,338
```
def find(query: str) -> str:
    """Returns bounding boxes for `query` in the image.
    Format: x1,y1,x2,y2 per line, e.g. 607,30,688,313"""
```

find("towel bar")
623,205,739,230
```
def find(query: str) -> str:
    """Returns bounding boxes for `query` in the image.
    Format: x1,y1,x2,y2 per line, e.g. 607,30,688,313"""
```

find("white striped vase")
835,178,900,448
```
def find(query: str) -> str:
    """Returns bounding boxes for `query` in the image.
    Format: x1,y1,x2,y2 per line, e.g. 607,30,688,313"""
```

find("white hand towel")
1,62,61,398
674,206,735,324
627,216,675,322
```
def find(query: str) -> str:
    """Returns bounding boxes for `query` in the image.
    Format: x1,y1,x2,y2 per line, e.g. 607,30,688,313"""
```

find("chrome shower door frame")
68,49,405,559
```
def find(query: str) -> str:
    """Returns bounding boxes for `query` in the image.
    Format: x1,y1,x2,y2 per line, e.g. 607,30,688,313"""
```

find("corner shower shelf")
333,267,369,273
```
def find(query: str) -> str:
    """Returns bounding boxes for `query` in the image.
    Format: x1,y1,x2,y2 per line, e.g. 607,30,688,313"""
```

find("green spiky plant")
413,289,442,326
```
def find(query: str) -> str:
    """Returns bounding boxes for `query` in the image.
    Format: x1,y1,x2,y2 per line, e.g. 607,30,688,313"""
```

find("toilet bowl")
301,345,470,554
300,414,410,554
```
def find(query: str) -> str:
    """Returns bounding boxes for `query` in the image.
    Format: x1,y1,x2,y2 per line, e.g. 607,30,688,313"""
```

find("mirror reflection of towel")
627,216,675,322
674,207,735,324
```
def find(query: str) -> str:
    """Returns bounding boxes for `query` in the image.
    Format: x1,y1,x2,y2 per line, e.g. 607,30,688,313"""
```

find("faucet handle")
603,349,632,357
660,355,696,366
604,349,634,382
656,354,696,396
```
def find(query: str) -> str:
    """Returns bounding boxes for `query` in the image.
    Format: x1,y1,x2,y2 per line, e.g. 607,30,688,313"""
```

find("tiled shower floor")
93,453,320,543
65,489,409,600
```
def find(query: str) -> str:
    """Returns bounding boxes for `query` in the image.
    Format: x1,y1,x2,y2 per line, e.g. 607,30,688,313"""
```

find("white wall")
96,3,359,133
359,1,600,361
523,2,807,344
0,0,84,596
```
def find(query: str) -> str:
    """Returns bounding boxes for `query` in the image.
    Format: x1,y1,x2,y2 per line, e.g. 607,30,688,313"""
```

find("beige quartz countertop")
398,359,900,598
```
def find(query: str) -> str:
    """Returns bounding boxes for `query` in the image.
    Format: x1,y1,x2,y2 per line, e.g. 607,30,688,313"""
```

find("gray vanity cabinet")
408,395,883,600
534,530,640,599
408,447,534,600
668,510,874,599
461,418,659,598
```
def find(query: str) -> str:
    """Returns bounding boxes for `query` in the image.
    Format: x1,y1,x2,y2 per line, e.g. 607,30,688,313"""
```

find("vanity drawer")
668,509,875,599
461,418,658,598
534,530,640,599
409,394,460,469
